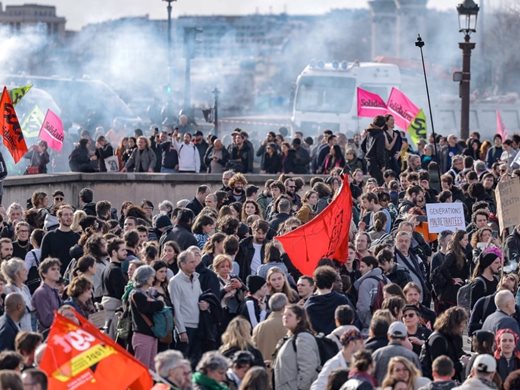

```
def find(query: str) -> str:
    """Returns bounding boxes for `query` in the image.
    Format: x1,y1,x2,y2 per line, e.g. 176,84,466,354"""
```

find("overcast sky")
1,0,456,30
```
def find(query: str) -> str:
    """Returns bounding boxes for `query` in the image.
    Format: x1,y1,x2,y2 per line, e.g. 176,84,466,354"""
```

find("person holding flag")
361,115,387,185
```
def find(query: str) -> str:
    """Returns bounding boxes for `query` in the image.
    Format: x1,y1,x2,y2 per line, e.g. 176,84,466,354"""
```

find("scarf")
192,372,228,390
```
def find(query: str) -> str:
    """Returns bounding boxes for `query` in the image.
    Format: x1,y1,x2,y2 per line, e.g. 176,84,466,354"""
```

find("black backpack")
292,332,339,370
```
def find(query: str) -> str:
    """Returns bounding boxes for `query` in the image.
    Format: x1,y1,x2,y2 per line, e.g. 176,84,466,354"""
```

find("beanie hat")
246,275,266,295
154,214,172,230
479,252,499,270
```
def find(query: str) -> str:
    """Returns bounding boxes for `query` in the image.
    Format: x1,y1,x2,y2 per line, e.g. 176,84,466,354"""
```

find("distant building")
0,2,66,38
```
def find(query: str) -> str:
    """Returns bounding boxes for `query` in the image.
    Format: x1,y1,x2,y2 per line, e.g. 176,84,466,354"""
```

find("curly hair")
434,306,468,336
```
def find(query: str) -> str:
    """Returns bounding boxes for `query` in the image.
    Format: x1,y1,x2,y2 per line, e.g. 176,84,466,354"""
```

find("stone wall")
2,173,307,208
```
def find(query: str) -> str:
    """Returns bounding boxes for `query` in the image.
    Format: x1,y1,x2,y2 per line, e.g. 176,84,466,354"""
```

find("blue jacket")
0,314,19,351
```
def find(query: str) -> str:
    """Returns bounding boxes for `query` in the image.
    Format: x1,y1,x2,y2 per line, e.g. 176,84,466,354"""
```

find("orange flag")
39,310,152,390
0,86,27,163
276,175,353,276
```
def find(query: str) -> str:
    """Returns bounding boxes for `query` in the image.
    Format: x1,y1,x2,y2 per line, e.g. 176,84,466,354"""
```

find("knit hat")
246,275,266,294
479,252,499,269
154,214,172,230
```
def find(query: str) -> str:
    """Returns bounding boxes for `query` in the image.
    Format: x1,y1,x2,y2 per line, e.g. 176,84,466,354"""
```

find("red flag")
386,87,420,130
0,86,27,163
357,87,388,118
39,310,152,390
497,110,508,140
276,175,353,276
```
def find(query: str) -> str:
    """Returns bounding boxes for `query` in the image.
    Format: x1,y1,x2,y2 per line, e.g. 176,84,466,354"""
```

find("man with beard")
84,234,109,302
228,130,254,173
0,238,13,262
284,178,302,210
236,220,269,281
101,238,128,331
227,173,247,204
40,205,80,275
377,248,411,289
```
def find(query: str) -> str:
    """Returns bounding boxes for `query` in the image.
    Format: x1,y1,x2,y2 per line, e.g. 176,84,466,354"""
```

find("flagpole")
415,34,441,181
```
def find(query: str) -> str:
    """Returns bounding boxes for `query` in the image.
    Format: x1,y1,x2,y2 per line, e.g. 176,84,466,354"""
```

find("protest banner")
277,175,352,275
39,109,64,151
386,87,420,130
357,87,388,118
21,105,45,138
0,86,28,163
407,109,427,146
495,177,520,234
8,84,32,106
426,203,465,233
497,110,508,140
40,310,152,390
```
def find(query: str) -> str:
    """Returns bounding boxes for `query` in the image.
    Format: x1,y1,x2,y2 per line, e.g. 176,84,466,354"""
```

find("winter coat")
372,341,421,384
197,291,223,352
311,350,348,390
361,126,386,168
273,331,320,390
125,147,157,172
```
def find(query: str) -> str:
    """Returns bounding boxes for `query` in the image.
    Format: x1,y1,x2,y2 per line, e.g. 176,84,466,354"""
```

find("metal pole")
164,0,176,118
213,87,219,137
415,34,441,181
459,33,475,140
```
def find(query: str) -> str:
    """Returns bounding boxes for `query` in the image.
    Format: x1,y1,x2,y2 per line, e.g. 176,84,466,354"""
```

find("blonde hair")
213,254,232,273
219,317,253,352
70,210,87,233
1,258,25,284
266,267,298,302
382,356,421,388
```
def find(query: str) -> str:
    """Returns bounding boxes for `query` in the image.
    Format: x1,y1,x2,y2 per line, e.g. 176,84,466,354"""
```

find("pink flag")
357,87,388,118
497,110,508,140
39,109,64,151
386,87,420,130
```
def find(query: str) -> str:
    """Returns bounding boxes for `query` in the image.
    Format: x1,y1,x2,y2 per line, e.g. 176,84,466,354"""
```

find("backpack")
430,266,449,297
131,292,174,344
150,307,174,343
456,276,485,311
419,331,447,379
366,274,389,313
291,332,339,370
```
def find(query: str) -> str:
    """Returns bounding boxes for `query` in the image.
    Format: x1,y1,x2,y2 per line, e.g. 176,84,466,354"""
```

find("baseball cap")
474,354,496,373
388,321,407,339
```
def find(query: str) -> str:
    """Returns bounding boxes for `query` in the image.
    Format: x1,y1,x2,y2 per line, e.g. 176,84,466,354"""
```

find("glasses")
403,312,416,318
54,197,64,201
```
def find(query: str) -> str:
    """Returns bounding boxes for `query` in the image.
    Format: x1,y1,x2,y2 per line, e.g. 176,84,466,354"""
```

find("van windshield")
295,76,356,114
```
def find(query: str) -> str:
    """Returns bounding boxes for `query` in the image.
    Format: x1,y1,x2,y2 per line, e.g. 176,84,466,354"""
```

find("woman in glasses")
402,305,431,356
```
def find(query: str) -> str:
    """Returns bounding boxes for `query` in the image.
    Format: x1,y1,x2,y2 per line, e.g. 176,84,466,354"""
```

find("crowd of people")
1,113,520,389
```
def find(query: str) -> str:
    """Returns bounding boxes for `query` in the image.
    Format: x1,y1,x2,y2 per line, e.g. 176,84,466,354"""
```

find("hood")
353,267,383,290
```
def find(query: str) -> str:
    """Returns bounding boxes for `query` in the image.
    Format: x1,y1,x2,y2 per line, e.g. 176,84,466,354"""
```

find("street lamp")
456,0,479,140
163,0,176,120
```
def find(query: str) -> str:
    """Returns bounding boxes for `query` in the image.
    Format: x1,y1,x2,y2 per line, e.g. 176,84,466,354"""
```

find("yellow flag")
407,109,427,146
8,84,32,106
21,105,45,138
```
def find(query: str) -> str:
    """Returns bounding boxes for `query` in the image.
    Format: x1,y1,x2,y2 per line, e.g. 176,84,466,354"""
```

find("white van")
291,61,401,137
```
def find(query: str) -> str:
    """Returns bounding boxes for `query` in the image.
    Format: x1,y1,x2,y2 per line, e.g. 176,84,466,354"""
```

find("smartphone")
492,231,498,239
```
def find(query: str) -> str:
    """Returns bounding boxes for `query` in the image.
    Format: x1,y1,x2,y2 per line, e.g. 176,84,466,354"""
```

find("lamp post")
163,0,176,119
456,0,479,140
212,87,220,136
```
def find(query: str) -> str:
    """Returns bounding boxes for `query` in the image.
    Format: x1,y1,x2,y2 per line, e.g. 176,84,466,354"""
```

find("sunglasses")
54,197,64,201
403,312,417,318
